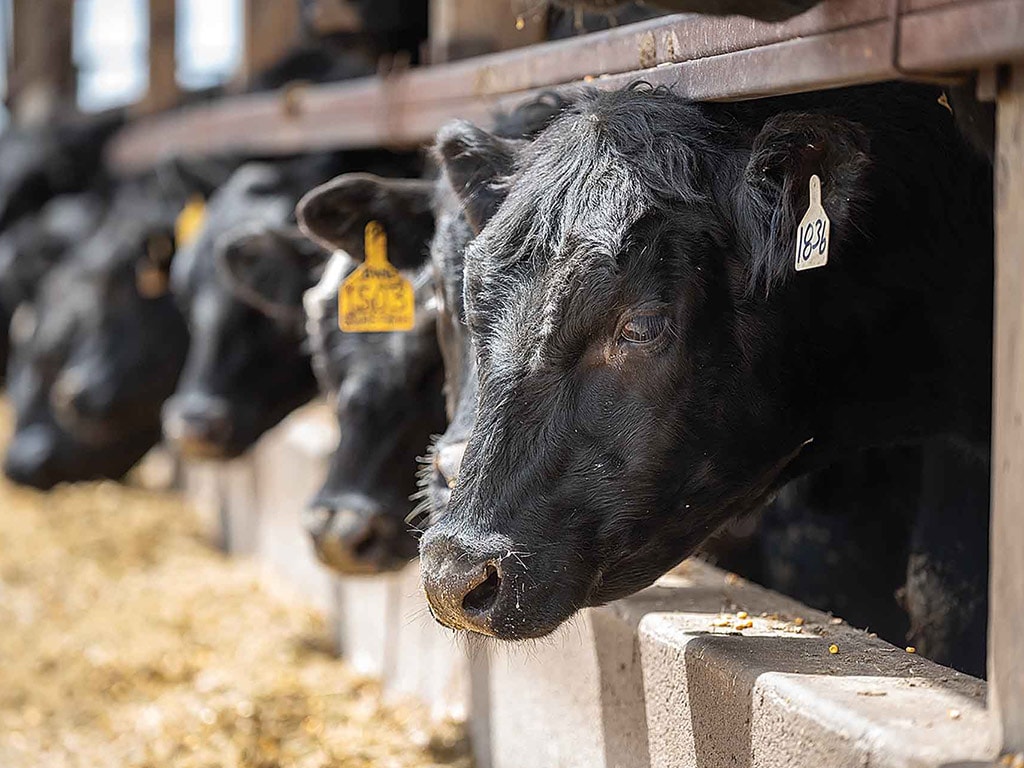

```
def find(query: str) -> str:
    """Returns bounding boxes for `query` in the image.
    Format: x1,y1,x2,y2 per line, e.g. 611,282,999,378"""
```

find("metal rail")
108,0,1023,172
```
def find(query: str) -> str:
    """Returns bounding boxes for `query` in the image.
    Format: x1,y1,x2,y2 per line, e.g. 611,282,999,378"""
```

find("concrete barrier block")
333,563,469,724
480,617,606,768
383,562,469,722
179,404,994,768
179,455,258,555
637,563,996,768
470,560,996,768
181,461,225,549
178,401,471,726
475,566,707,768
334,575,392,675
250,403,338,617
219,457,260,556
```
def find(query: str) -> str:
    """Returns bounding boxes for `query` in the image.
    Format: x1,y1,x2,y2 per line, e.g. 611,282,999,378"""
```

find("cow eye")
620,314,668,345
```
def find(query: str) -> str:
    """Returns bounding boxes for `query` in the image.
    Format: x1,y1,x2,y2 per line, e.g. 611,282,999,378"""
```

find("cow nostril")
462,563,501,615
349,525,379,559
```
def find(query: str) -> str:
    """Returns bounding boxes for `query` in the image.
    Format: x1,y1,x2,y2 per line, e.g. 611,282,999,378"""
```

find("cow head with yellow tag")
209,171,445,574
161,159,351,460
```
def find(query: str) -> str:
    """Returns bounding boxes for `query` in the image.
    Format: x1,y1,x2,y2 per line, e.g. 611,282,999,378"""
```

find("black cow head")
163,161,333,460
418,84,992,639
2,160,229,489
218,172,445,574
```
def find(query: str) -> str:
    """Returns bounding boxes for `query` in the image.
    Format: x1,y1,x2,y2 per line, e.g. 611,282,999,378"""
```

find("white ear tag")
794,174,830,272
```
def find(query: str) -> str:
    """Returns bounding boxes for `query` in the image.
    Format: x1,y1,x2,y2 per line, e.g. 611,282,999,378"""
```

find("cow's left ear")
741,112,871,291
435,120,522,233
297,173,435,268
217,225,329,321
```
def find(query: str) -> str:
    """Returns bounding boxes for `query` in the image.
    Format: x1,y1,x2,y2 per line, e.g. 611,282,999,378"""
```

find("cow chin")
51,406,125,447
431,490,790,641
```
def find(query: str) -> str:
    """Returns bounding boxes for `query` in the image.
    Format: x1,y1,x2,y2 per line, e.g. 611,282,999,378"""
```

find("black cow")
163,161,322,459
164,157,381,460
2,163,228,489
419,93,935,659
419,82,993,670
216,176,444,573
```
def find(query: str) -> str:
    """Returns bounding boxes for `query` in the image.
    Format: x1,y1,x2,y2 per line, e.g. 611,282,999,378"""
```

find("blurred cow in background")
211,172,445,574
162,159,339,459
163,152,420,461
2,160,233,489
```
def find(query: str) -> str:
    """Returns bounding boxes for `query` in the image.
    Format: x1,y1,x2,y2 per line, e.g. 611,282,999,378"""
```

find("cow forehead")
466,148,646,363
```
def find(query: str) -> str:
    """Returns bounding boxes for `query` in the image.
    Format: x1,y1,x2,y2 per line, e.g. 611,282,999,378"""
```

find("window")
176,0,241,91
74,0,148,111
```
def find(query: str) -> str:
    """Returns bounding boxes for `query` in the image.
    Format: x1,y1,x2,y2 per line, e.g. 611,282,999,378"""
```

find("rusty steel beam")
108,0,1021,172
900,0,1024,73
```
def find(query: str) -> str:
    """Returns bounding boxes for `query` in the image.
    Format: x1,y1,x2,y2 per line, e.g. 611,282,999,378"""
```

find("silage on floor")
0,406,470,768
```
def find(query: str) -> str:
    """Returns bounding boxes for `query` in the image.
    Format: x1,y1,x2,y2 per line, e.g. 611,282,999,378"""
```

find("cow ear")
435,120,521,233
217,225,329,321
741,112,871,292
297,173,435,269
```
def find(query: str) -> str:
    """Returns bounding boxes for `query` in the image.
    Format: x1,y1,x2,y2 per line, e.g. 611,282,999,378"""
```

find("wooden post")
141,0,180,113
429,0,545,64
239,0,303,87
991,60,1024,756
8,0,75,125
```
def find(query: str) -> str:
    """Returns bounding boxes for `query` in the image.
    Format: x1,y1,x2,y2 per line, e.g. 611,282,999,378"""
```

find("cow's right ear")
297,173,435,269
217,225,329,322
435,120,521,233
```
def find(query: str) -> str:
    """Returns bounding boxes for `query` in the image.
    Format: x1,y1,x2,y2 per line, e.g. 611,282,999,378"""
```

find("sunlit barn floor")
0,402,470,768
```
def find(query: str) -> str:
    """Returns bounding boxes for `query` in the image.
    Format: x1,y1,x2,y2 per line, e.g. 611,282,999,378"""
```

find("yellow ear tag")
794,174,830,271
338,221,415,333
175,195,207,248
